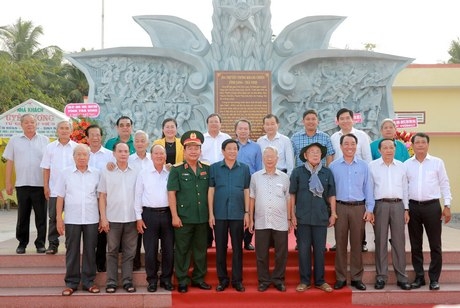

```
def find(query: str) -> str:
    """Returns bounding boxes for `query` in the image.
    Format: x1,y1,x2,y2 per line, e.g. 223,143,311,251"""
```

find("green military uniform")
167,130,210,286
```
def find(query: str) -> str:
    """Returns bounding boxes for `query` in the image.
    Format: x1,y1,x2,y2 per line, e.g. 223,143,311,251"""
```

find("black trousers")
142,207,174,285
215,219,244,284
408,199,442,282
16,186,47,248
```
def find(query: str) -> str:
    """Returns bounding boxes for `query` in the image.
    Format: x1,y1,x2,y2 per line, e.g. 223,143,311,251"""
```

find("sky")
1,0,458,64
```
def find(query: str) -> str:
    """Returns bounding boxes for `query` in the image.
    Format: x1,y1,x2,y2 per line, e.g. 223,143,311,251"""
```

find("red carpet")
172,231,352,307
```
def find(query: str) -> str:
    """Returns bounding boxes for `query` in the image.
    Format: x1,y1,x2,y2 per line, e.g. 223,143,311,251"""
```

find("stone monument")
66,0,412,142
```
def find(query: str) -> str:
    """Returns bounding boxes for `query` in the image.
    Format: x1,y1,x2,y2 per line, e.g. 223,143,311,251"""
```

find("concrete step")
352,283,460,305
0,287,171,308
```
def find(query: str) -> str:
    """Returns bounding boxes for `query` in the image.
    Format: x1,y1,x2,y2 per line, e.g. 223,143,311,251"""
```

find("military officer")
167,130,212,293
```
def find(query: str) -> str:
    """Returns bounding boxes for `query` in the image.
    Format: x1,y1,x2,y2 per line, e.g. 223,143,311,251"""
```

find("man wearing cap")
167,130,212,293
290,143,336,293
329,133,374,291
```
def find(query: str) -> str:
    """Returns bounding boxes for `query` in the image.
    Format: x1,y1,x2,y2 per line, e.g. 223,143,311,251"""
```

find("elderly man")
370,118,410,162
40,120,78,255
249,146,291,292
56,144,101,296
135,144,174,292
167,131,211,293
329,134,374,291
3,114,49,254
290,143,336,293
99,142,139,293
104,116,135,154
368,139,411,290
405,132,452,291
208,139,251,292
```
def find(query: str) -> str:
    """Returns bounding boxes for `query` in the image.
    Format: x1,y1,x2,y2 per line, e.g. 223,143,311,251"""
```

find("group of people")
2,107,452,296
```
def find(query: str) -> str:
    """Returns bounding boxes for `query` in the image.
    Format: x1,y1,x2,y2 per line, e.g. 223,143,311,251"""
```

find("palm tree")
448,38,460,64
0,17,61,62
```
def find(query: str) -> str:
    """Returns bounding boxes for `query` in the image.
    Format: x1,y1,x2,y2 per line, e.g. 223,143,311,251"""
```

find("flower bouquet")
395,130,416,157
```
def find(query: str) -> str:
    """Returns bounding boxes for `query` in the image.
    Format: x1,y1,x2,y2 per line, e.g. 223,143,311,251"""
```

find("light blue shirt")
237,139,262,175
329,156,375,212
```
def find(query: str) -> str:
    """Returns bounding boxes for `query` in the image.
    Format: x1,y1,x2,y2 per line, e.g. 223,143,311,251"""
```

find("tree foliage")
0,18,88,113
448,38,460,64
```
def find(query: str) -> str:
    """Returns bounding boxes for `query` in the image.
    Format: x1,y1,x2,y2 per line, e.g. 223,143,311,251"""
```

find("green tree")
448,38,460,64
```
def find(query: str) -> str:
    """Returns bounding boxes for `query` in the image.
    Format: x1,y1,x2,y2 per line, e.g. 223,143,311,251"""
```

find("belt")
375,198,402,203
409,199,438,205
143,206,170,213
337,200,365,206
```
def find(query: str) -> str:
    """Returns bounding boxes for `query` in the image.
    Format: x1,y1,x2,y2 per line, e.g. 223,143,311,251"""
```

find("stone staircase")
0,248,459,307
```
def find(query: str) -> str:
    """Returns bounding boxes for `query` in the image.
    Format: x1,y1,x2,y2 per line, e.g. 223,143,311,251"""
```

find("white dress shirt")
88,146,114,171
331,127,372,163
40,139,78,196
368,158,408,209
128,152,152,171
200,131,231,164
55,166,100,224
134,165,169,220
257,132,295,175
404,154,452,207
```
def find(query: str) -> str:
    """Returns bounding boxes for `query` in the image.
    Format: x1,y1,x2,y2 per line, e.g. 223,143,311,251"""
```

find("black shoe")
258,283,270,292
274,283,286,292
147,283,157,292
362,245,368,252
178,284,188,293
216,281,229,292
16,246,26,254
244,243,255,251
36,247,46,254
191,281,211,290
334,280,346,290
160,281,175,291
429,281,440,290
397,281,411,290
410,277,426,289
46,245,58,255
295,245,298,251
232,282,245,292
351,280,366,290
374,279,385,290
330,244,336,251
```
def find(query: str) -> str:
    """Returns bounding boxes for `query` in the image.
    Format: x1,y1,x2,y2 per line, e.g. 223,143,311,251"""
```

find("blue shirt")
370,138,410,162
290,130,335,167
209,160,251,220
237,140,262,175
329,156,375,212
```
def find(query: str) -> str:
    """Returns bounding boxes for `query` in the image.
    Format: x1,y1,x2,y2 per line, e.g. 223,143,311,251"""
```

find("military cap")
180,130,204,146
299,142,327,162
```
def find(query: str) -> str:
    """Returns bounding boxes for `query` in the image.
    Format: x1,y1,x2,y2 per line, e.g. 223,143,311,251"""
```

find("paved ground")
1,207,459,254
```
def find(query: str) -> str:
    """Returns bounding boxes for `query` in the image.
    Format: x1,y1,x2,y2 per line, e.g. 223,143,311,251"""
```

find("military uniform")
167,131,210,288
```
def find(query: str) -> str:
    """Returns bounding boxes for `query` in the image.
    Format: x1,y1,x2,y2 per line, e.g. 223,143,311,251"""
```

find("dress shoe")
274,283,286,292
429,281,440,290
351,280,366,290
258,283,270,292
36,247,46,254
410,277,426,289
333,280,346,290
178,284,188,293
191,281,211,290
232,282,245,292
216,281,229,292
362,244,368,252
97,265,106,272
397,281,411,290
374,279,385,290
147,284,157,292
330,244,336,251
160,281,175,291
244,243,255,251
295,245,298,251
46,245,58,255
16,246,26,254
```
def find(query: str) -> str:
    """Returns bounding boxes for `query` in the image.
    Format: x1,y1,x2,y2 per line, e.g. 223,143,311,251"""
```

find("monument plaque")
215,71,271,139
